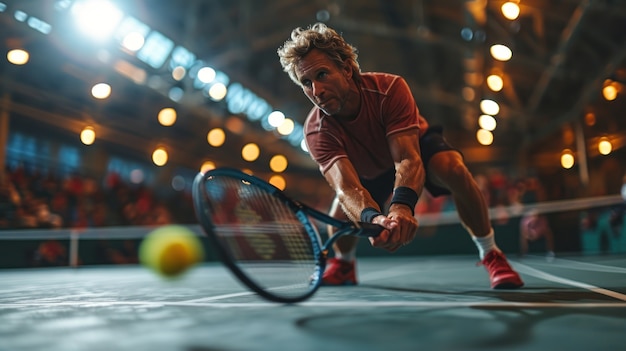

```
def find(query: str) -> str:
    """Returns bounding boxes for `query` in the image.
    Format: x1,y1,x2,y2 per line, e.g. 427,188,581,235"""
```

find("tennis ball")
139,225,204,278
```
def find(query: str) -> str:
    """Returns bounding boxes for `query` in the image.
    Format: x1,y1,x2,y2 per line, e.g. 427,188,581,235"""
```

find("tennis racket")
192,168,383,303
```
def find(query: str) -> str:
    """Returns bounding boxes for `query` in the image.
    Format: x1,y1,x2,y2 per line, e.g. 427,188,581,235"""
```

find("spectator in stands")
34,201,63,229
1,166,197,229
32,239,68,267
0,172,21,228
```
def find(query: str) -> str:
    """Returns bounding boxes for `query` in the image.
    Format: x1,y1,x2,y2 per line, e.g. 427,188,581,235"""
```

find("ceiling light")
486,74,503,92
300,139,309,153
208,83,227,101
71,0,123,41
277,118,295,136
268,111,286,128
80,126,96,145
269,174,286,190
602,80,620,101
197,67,216,84
490,44,512,61
478,115,497,131
7,49,29,65
172,66,186,81
200,161,216,173
501,2,520,20
242,143,260,162
269,155,288,173
158,108,177,126
207,128,226,147
480,99,500,115
560,150,574,169
152,147,168,166
598,138,612,155
91,83,111,99
121,32,145,51
476,129,493,145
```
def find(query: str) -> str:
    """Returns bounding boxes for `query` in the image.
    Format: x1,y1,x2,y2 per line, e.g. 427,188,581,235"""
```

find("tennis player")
277,23,523,289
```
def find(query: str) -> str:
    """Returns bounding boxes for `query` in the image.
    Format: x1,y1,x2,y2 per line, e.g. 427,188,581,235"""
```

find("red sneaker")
322,258,357,285
481,250,524,289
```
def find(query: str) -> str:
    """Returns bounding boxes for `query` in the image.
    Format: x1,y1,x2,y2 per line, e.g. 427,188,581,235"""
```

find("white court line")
526,256,626,274
182,284,311,303
183,291,257,303
1,300,626,309
513,262,626,301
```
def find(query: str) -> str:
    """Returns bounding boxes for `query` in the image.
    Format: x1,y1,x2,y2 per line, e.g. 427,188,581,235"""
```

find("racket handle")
354,222,384,237
323,222,384,252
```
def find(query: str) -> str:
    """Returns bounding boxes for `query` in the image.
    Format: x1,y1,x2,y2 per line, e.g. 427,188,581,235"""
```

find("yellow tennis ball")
139,225,204,278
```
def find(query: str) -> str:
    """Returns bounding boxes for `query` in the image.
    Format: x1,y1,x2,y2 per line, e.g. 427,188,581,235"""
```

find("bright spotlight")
152,147,168,166
80,126,96,145
480,99,500,115
561,150,575,169
598,138,612,155
208,83,227,101
91,83,111,99
71,0,123,41
121,32,145,51
277,118,295,136
198,67,216,84
268,111,285,128
300,139,308,152
490,44,512,61
7,49,29,65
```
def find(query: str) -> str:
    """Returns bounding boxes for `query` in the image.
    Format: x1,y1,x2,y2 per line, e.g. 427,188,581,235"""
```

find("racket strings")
203,176,320,298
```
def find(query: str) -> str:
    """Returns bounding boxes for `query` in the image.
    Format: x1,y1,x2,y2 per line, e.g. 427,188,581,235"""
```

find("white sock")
335,248,356,262
472,229,498,260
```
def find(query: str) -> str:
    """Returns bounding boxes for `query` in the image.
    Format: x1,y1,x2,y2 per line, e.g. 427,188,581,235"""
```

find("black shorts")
419,126,462,197
360,126,460,207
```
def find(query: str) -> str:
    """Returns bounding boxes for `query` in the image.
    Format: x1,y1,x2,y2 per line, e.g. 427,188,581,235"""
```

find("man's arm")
370,128,424,251
387,128,425,213
323,158,381,222
323,158,398,239
323,128,424,252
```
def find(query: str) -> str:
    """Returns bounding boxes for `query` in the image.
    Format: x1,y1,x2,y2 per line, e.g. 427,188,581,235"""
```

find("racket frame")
192,168,381,303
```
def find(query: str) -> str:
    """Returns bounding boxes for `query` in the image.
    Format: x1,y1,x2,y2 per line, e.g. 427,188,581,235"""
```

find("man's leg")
322,197,359,285
427,151,490,239
426,150,523,289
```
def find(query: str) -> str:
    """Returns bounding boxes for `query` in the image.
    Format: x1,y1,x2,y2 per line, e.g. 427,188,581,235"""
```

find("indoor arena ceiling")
1,0,626,179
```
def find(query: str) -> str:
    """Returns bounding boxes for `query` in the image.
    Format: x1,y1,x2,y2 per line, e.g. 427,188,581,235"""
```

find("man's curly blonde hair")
277,23,361,86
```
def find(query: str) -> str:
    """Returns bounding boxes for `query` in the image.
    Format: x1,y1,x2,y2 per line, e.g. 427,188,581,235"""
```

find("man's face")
294,49,353,117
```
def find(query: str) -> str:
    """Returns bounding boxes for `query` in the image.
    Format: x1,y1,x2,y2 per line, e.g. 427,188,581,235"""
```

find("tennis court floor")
1,254,625,351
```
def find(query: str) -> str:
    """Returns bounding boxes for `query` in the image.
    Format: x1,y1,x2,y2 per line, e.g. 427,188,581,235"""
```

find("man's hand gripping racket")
191,168,383,303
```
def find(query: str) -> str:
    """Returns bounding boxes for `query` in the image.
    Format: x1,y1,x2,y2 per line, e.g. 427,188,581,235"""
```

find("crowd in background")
0,165,196,231
1,164,624,265
1,165,549,231
0,165,196,267
415,168,548,219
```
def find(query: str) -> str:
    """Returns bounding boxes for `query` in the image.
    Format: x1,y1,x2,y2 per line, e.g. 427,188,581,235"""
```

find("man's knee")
429,152,472,187
446,164,475,193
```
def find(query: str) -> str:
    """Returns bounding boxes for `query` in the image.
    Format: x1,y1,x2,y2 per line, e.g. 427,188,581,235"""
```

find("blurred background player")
519,209,555,261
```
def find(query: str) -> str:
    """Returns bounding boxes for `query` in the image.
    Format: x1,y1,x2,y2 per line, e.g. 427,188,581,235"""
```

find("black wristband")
390,186,419,215
360,207,383,223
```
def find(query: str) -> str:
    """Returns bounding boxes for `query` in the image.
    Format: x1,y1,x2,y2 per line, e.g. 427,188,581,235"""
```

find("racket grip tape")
354,222,384,237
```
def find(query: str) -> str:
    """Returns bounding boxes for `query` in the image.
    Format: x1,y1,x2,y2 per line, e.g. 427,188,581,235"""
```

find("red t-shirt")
304,72,428,179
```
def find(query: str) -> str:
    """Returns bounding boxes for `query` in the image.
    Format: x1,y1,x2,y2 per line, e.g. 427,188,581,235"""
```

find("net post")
69,230,79,268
